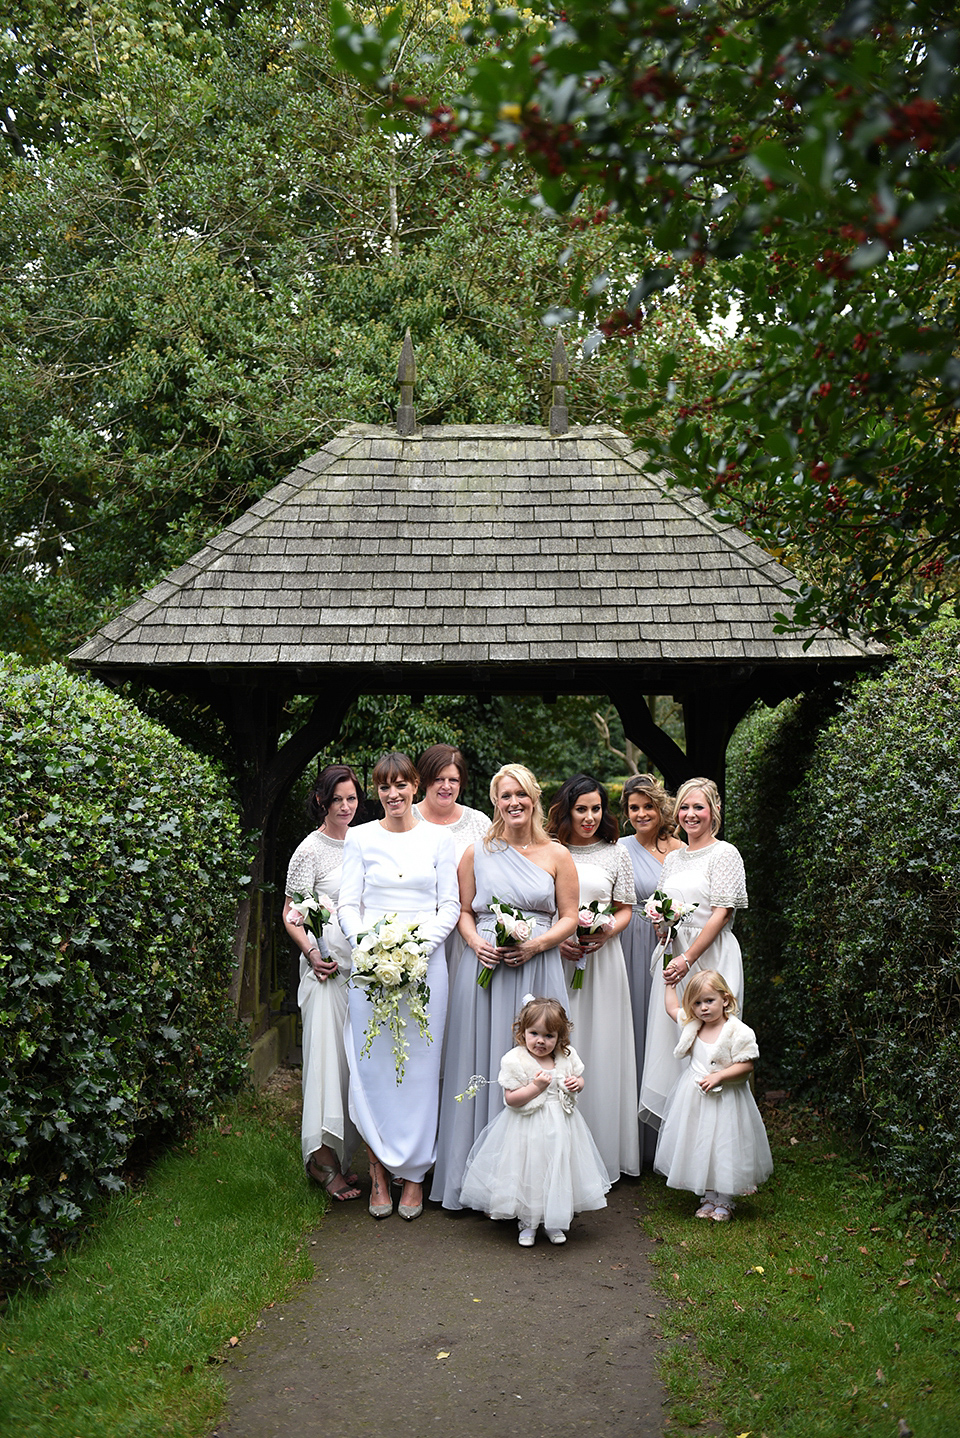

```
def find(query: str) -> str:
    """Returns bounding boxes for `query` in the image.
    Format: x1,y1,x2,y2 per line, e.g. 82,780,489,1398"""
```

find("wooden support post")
608,686,692,791
206,680,359,1024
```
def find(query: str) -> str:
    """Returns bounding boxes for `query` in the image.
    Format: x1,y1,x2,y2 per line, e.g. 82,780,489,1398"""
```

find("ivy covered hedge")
727,621,960,1227
0,660,250,1280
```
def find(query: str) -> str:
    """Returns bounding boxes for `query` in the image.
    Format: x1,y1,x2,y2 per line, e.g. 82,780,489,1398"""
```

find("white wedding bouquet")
350,913,434,1082
478,896,534,987
643,889,699,969
571,900,616,988
288,890,336,958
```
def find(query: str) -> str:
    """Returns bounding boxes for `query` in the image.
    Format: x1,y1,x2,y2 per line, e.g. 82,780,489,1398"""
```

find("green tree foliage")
726,624,960,1225
0,658,250,1280
1,0,670,662
278,688,635,834
332,0,960,639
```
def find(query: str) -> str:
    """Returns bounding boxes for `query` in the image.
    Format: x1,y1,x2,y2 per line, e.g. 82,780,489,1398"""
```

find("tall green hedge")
0,660,250,1280
727,622,960,1226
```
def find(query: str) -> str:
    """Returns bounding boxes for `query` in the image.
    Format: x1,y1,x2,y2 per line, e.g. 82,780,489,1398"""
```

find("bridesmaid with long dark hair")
548,774,639,1182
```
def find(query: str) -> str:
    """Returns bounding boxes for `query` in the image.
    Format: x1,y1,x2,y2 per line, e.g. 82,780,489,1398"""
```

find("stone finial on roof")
396,328,417,436
549,332,569,435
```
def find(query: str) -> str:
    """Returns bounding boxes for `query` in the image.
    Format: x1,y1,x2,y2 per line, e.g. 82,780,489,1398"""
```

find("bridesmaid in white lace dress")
414,744,489,988
283,765,364,1202
639,777,748,1128
618,775,683,1162
548,775,639,1181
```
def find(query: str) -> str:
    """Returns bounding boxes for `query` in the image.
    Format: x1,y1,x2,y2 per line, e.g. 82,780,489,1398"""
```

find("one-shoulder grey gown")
430,842,569,1209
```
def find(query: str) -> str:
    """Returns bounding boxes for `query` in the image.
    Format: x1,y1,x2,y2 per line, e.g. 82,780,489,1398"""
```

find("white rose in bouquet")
375,956,405,987
349,912,434,1080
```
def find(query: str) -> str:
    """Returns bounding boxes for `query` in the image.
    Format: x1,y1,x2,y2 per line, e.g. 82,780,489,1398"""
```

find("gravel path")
211,1159,667,1438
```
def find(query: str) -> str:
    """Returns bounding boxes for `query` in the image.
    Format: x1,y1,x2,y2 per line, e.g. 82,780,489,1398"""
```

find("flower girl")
458,996,610,1245
655,969,773,1221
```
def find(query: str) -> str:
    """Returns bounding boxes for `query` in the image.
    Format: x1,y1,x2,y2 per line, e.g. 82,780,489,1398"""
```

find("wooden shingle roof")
72,422,874,685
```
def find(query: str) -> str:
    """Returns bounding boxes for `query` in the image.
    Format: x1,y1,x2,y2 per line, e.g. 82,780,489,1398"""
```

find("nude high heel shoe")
368,1160,393,1219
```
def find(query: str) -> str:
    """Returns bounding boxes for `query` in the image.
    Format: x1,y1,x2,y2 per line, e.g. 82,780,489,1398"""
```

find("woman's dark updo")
305,764,363,827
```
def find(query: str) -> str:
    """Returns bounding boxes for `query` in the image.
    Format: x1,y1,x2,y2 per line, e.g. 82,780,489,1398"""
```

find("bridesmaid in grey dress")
430,763,579,1210
618,774,683,1163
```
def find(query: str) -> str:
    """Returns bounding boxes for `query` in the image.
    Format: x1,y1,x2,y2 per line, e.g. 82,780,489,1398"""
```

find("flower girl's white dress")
654,1024,773,1196
458,1044,611,1232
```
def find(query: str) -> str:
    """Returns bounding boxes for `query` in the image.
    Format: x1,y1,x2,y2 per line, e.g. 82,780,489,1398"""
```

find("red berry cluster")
598,308,643,338
814,248,851,279
427,105,457,141
520,110,579,177
882,100,943,152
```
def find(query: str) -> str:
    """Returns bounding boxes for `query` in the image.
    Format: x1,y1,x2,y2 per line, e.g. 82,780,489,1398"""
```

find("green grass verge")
642,1103,960,1438
0,1084,325,1438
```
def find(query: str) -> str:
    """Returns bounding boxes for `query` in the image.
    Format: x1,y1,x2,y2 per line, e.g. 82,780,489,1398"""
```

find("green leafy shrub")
726,687,841,1077
0,660,250,1280
728,623,960,1227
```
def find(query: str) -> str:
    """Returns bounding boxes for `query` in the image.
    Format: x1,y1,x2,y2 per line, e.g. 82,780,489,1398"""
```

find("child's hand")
533,1069,553,1090
563,1074,584,1093
699,1072,723,1092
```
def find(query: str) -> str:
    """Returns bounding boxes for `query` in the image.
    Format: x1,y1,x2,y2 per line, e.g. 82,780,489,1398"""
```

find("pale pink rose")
513,919,531,942
578,908,595,927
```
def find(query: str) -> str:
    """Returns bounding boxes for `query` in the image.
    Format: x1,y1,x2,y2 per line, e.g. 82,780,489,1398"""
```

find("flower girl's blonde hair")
680,969,739,1022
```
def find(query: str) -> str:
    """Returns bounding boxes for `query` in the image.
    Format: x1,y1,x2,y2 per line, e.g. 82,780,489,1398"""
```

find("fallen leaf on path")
436,1351,450,1360
229,1337,239,1347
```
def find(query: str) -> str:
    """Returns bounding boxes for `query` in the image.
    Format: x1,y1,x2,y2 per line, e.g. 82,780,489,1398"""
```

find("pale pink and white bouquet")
288,890,335,958
643,889,698,969
350,913,434,1081
477,896,534,987
570,900,616,989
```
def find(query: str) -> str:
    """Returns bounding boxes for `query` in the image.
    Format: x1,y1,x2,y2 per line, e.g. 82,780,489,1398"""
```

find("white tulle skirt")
458,1088,610,1231
654,1059,773,1197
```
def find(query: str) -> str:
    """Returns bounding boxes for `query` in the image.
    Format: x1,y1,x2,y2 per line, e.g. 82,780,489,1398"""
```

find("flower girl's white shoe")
518,1225,537,1246
545,1229,566,1244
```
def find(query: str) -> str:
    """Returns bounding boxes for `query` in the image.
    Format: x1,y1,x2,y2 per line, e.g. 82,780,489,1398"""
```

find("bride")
338,752,459,1220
